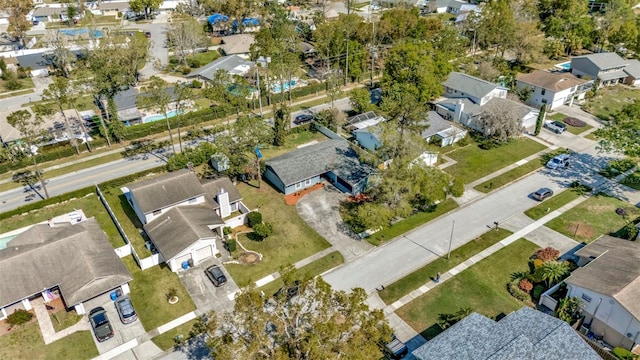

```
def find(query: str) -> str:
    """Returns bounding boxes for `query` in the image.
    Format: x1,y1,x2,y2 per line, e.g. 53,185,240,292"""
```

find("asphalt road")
322,139,621,294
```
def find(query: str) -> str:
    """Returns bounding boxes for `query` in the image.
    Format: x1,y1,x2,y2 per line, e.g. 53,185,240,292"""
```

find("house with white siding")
515,70,592,110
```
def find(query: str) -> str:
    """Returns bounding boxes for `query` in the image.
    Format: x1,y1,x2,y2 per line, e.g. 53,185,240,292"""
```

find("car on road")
546,153,570,170
114,296,137,324
144,31,152,38
532,187,554,201
89,307,114,342
205,265,227,287
544,120,567,134
293,114,314,125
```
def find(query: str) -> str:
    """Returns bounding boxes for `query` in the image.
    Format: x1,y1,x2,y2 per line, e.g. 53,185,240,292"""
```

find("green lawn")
0,193,125,249
50,311,82,332
545,194,640,243
622,171,640,191
151,319,199,351
0,77,34,92
367,199,459,246
259,130,329,159
190,51,220,65
525,188,582,220
444,138,547,184
379,228,513,305
101,187,151,257
0,321,97,359
257,250,344,297
123,256,196,331
546,113,594,135
474,160,543,193
396,239,538,340
224,181,332,286
584,86,640,120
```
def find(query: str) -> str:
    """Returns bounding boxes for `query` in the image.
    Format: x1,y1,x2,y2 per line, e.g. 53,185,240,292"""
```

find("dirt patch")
237,252,261,265
284,183,325,206
585,204,614,213
566,221,597,240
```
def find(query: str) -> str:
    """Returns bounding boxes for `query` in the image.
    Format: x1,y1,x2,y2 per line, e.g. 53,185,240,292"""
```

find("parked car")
544,120,567,134
144,31,152,38
546,153,570,170
89,307,114,342
274,280,300,300
294,114,314,125
532,187,554,201
114,296,137,324
383,334,409,359
205,265,227,287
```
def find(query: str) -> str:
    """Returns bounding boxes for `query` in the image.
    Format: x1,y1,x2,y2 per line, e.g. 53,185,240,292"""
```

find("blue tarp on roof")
208,13,229,24
232,18,260,27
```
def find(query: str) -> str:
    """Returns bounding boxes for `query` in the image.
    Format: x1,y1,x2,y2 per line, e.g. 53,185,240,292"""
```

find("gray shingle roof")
265,139,374,187
144,206,223,260
573,52,628,71
413,307,601,360
443,72,505,101
201,177,243,209
128,170,205,214
0,218,132,307
624,59,640,79
187,55,254,81
219,34,255,55
33,6,67,17
421,111,462,139
566,235,640,320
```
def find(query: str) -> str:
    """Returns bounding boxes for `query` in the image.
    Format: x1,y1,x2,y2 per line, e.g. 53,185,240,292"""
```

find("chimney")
454,100,464,122
217,188,230,218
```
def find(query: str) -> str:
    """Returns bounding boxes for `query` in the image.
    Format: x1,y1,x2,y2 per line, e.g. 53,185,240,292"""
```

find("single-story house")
31,6,67,22
15,52,54,77
623,59,640,86
186,55,254,82
421,111,467,146
516,70,592,110
347,111,387,152
413,307,600,360
571,52,629,86
264,139,374,195
219,34,255,59
0,217,132,317
97,1,131,17
447,1,478,15
107,86,179,125
565,235,640,349
124,171,249,272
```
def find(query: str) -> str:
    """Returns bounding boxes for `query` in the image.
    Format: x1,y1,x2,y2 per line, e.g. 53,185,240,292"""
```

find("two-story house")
564,235,640,350
516,70,592,110
571,52,630,86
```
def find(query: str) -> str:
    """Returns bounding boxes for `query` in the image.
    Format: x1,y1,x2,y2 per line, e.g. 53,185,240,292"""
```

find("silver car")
114,296,137,324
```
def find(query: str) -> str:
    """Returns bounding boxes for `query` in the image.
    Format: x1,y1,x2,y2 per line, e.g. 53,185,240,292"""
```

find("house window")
581,293,592,303
295,182,303,190
541,89,546,95
305,179,312,186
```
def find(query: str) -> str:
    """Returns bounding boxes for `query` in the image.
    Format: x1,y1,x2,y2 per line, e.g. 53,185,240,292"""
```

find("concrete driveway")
296,184,373,261
178,256,239,314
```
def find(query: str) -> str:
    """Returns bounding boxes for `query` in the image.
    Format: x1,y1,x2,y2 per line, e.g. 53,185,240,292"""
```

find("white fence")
539,282,564,311
114,244,131,258
138,253,163,270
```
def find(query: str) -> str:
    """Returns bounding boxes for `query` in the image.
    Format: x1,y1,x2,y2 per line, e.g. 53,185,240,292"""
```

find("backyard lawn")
123,256,197,331
444,138,547,184
379,228,513,305
224,181,332,286
584,86,640,120
525,188,583,220
396,239,538,340
0,322,97,360
102,186,152,257
545,194,640,243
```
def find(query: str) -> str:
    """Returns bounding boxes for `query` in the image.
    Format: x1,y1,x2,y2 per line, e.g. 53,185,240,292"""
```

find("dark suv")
205,265,227,287
89,307,114,342
114,296,137,324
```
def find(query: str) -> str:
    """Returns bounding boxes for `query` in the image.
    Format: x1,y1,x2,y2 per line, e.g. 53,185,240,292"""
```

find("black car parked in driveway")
89,307,114,342
205,265,227,287
294,114,314,125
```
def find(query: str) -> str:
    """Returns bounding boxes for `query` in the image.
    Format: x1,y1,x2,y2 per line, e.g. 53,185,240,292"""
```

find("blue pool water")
556,62,571,70
142,110,181,124
0,235,17,250
59,28,103,37
271,80,297,94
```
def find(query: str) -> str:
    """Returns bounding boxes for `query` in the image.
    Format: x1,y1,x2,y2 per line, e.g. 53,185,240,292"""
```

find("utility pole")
447,219,455,259
345,35,349,86
257,66,263,117
370,5,375,87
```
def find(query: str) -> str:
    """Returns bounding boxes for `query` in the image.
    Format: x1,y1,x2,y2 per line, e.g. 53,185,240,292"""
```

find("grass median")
474,160,543,193
379,228,512,305
524,188,582,220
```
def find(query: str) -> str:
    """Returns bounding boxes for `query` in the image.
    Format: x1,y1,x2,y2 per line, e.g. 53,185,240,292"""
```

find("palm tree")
555,297,581,324
541,261,569,287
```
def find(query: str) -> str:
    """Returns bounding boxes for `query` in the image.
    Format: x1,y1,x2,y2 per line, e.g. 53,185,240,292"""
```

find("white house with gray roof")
0,217,132,317
565,235,640,350
186,55,254,82
413,307,600,360
421,111,467,146
571,52,630,86
264,139,374,195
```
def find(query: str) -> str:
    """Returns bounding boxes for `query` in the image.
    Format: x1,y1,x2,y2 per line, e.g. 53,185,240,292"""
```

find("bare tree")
477,100,525,143
166,13,209,66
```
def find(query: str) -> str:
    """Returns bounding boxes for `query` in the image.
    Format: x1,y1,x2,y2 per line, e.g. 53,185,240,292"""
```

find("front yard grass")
474,160,543,193
50,310,82,332
525,188,582,220
444,138,547,184
257,250,344,297
583,86,640,120
0,322,97,360
396,239,538,340
379,228,513,305
224,181,332,287
367,198,459,246
545,194,640,243
123,256,196,331
622,171,640,191
151,319,199,351
547,113,594,135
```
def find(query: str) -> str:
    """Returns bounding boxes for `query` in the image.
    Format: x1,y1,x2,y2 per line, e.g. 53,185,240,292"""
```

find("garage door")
174,254,192,271
195,245,213,264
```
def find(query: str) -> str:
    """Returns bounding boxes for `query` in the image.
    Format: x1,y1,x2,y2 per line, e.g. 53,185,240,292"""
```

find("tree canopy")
596,100,640,157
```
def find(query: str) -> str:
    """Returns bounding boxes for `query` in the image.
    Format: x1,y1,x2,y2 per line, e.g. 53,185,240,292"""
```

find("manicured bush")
247,211,263,227
253,222,274,240
508,278,531,302
535,247,560,262
226,238,237,252
532,285,545,300
223,226,232,235
450,177,465,197
191,80,203,89
518,278,533,293
613,347,637,360
532,258,545,269
7,309,33,326
187,58,202,68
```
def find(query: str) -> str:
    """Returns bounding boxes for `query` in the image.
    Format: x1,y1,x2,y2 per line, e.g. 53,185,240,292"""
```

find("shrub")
180,66,191,75
450,177,465,197
569,181,592,195
223,226,232,235
7,309,33,326
532,285,545,300
247,211,263,227
535,247,560,262
226,238,237,252
532,258,545,269
191,80,203,89
166,287,178,301
508,279,531,302
613,347,637,360
610,159,636,173
456,135,470,147
187,58,202,68
519,278,533,293
253,222,274,240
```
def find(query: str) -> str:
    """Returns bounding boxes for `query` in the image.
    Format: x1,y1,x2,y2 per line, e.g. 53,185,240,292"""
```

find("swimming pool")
271,80,297,94
142,110,181,124
555,62,571,71
0,235,17,250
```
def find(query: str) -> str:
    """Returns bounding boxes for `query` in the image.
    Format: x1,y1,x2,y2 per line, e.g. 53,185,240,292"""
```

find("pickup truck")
544,121,567,134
